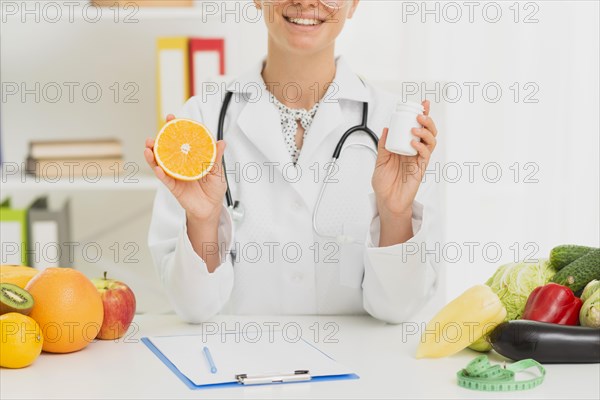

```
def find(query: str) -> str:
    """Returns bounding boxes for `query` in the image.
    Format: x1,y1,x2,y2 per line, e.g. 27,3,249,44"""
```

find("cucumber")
549,245,598,271
551,248,600,292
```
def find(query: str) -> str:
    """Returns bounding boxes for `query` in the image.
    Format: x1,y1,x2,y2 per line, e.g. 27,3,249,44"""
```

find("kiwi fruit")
0,283,34,315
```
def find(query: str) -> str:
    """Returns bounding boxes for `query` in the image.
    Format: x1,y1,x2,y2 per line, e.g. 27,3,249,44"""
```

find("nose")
289,0,323,9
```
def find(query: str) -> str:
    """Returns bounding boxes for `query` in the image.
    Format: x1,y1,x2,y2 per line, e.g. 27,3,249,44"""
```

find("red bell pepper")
522,283,583,325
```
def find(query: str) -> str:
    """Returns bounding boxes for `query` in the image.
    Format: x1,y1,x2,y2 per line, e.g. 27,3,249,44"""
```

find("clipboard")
141,331,359,390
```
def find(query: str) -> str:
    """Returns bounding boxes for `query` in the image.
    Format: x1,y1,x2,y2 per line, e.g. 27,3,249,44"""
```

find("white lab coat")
148,55,438,324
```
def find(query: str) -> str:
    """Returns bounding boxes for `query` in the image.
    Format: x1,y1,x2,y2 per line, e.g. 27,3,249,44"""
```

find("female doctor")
145,0,439,324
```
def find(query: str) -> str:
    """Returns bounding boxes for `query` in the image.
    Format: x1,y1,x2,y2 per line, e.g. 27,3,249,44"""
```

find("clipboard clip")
235,370,311,385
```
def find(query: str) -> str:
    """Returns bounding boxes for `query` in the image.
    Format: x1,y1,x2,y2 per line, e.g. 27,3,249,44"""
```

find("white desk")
2,314,599,399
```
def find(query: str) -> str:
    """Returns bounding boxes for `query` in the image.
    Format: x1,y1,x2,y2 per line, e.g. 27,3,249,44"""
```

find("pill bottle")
385,101,425,156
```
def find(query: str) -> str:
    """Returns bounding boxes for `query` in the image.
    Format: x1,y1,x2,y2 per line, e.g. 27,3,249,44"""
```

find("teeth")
288,17,321,26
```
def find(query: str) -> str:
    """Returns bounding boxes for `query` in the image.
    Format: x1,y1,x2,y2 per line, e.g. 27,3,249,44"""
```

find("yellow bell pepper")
416,284,507,358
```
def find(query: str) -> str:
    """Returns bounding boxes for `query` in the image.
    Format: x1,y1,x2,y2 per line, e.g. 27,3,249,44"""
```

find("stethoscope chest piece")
229,200,245,223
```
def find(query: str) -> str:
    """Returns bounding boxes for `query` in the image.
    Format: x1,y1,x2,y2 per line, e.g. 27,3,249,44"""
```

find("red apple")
92,272,136,340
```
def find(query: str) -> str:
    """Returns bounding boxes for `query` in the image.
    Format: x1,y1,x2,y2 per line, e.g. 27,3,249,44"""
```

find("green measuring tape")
457,356,546,392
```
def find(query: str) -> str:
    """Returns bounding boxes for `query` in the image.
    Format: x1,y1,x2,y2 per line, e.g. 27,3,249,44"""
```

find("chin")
275,14,338,54
282,33,333,54
287,40,322,53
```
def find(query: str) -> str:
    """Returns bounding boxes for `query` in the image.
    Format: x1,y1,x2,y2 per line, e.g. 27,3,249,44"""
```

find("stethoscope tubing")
218,91,378,211
218,91,235,209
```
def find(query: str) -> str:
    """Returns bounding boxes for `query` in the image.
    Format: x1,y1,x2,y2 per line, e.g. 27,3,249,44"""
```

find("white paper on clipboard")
146,329,355,386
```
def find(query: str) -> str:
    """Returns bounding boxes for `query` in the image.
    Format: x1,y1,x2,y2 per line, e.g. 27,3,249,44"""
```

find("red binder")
189,38,226,96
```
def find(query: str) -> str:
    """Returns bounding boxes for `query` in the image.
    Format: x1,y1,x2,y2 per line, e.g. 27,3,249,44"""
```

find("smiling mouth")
284,16,324,26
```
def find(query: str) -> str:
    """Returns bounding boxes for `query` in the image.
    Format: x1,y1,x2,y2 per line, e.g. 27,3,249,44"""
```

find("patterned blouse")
268,90,321,164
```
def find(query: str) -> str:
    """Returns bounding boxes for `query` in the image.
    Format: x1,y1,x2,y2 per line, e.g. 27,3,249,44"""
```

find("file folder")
156,37,190,129
189,38,225,97
142,330,358,390
28,196,72,269
0,198,29,265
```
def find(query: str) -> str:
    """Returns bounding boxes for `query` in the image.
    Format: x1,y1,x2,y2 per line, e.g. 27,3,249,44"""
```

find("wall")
2,1,598,310
341,0,600,294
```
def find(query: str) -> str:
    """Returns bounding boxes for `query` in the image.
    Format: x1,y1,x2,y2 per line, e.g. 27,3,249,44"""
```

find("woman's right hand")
144,114,228,225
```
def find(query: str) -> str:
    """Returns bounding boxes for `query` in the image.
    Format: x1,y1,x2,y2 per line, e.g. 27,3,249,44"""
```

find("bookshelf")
1,1,256,170
66,6,218,20
113,7,213,19
1,170,159,192
1,0,261,314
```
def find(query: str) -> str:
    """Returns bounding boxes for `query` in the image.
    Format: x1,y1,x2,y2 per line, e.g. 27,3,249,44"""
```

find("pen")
203,346,217,374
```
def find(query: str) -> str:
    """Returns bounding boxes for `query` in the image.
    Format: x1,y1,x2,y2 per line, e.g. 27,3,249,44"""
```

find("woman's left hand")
372,100,438,220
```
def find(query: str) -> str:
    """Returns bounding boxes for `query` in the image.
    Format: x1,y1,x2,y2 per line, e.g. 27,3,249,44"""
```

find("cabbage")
580,291,600,328
485,258,557,321
581,280,600,303
469,258,557,352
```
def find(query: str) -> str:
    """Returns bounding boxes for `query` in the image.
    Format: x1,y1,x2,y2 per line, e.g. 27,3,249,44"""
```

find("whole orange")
25,268,103,353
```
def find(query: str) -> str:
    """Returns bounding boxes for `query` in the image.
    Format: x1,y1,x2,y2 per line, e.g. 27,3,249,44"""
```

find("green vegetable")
549,245,598,271
469,336,492,352
469,259,557,353
486,259,557,320
579,290,600,328
551,249,600,293
581,279,600,303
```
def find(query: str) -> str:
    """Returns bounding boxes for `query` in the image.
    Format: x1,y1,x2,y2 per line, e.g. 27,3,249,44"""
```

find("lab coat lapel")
236,93,292,169
228,59,292,170
296,55,371,167
295,98,343,166
293,56,372,208
290,99,343,210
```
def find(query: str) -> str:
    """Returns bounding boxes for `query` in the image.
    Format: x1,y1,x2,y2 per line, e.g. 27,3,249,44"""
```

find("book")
157,37,190,129
26,157,124,179
29,139,122,160
189,38,226,97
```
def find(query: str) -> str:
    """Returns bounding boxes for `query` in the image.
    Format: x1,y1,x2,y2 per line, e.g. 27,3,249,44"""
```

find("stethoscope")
217,84,379,243
217,83,439,295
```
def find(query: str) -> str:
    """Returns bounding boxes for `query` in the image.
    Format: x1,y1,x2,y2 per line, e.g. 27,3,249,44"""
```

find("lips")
284,16,324,26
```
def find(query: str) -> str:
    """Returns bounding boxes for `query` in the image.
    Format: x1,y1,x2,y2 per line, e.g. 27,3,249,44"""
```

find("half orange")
154,119,217,181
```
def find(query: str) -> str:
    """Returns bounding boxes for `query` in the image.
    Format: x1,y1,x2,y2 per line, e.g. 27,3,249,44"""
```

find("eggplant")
489,320,600,364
